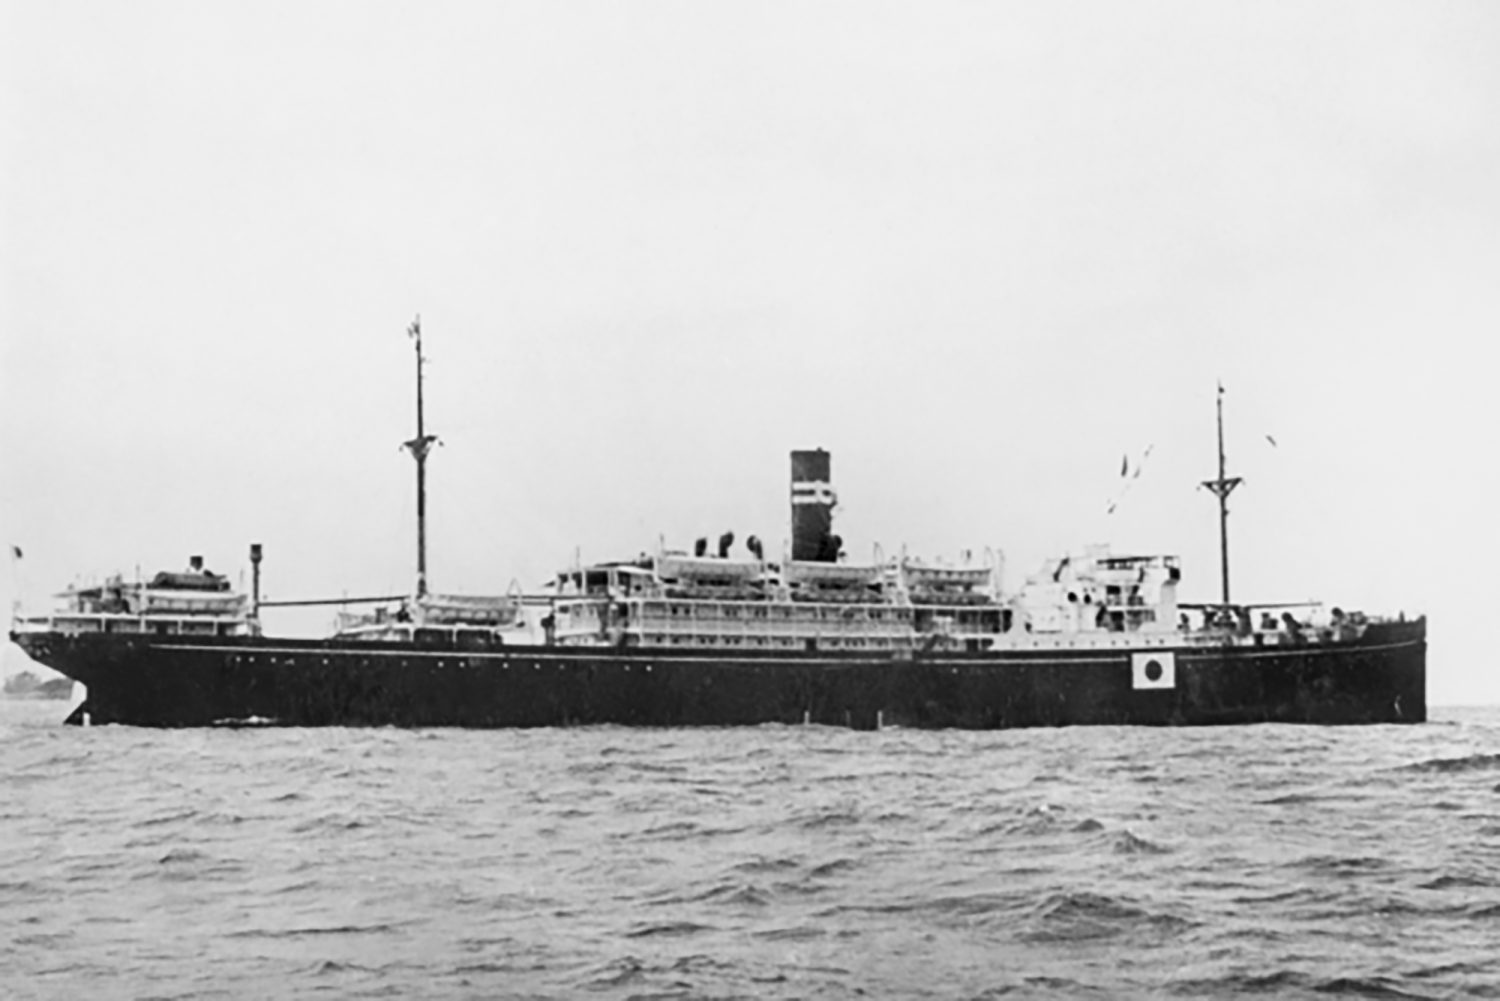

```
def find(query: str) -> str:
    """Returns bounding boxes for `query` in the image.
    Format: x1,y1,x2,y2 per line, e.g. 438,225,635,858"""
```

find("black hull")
11,621,1426,729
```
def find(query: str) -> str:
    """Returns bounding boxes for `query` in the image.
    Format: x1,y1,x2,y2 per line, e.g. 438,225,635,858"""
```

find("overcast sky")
4,1,1498,703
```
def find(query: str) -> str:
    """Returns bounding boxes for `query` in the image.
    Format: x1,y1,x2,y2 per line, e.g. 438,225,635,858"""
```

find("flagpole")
8,545,24,625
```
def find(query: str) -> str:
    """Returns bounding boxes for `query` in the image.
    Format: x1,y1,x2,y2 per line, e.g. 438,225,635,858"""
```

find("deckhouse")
13,557,254,638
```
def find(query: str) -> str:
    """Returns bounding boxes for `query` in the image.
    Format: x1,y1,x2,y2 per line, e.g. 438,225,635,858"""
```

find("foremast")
403,316,438,598
1200,382,1242,605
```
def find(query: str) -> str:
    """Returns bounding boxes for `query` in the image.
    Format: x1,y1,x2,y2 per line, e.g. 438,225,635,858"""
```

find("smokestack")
791,449,836,562
694,537,708,558
189,555,204,573
249,544,262,618
718,531,735,558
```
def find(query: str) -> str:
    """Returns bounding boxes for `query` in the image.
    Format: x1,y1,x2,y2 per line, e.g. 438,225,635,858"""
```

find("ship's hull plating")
11,623,1426,729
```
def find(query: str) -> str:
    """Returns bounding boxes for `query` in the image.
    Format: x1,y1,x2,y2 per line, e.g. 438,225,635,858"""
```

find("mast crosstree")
403,316,439,597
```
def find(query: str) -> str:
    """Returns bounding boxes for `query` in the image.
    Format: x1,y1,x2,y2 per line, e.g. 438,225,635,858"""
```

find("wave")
563,760,613,775
1313,976,1441,998
668,954,737,975
227,922,408,939
309,960,379,976
709,884,771,907
1021,891,1193,943
817,890,1036,928
14,932,74,948
1257,791,1326,805
1402,960,1497,979
135,809,200,827
577,956,645,990
794,809,864,830
1418,873,1495,890
291,814,374,833
974,804,1075,837
753,925,826,941
808,857,859,878
1016,975,1105,994
1108,829,1170,855
1292,855,1391,876
1399,752,1500,774
450,960,537,975
731,856,802,874
651,881,770,908
623,920,716,938
637,819,699,838
1232,886,1342,906
1171,972,1439,998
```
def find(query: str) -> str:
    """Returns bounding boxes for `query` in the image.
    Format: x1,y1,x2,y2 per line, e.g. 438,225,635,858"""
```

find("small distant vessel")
9,320,1425,728
2,669,76,700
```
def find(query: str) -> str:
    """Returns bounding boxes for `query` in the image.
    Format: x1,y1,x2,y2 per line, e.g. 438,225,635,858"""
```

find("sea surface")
3,699,1498,1000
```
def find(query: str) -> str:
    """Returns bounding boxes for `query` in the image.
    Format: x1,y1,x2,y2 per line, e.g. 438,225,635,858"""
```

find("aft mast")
403,316,438,597
1200,381,1242,605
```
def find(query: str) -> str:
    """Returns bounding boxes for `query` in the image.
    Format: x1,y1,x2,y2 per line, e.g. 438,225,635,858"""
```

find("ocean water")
2,700,1498,1000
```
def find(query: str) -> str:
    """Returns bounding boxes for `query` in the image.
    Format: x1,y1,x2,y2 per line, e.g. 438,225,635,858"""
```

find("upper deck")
12,562,254,638
527,540,1403,654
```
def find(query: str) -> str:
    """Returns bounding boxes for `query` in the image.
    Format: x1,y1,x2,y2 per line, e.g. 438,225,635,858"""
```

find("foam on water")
3,700,1498,1000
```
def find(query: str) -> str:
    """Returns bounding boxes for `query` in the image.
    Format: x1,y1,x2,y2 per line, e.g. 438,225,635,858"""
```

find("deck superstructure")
16,558,255,640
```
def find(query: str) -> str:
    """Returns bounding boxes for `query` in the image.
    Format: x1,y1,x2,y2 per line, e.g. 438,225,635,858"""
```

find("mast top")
403,315,437,460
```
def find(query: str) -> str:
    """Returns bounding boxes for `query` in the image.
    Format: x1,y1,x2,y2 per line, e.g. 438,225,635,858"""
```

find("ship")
8,320,1426,729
